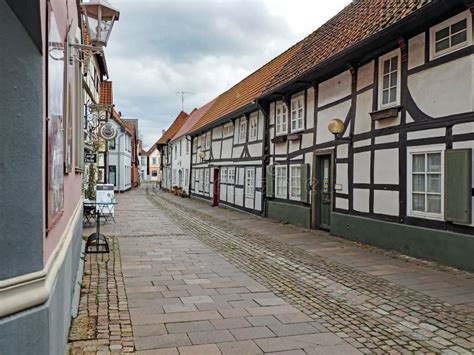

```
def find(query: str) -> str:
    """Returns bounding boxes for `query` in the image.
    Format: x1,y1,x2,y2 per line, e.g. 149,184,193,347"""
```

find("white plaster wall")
237,168,244,185
221,139,233,159
316,101,351,144
374,149,399,184
232,146,244,159
357,60,374,90
235,188,244,206
221,184,227,202
408,55,473,117
407,128,446,140
336,197,349,210
228,185,234,204
256,167,262,188
353,139,371,148
245,197,254,209
375,133,399,144
452,140,474,227
289,140,299,153
354,90,373,134
453,122,474,135
306,88,315,129
337,144,349,159
408,32,425,70
302,133,314,149
374,190,399,216
213,126,223,139
269,102,275,125
318,70,352,107
336,163,348,194
353,188,370,213
212,141,221,159
353,152,371,183
275,142,287,155
255,192,262,211
375,114,400,130
258,111,265,140
248,143,262,157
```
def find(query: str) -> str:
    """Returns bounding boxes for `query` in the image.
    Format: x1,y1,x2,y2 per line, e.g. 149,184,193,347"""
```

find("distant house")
108,110,133,192
122,118,140,188
139,149,149,181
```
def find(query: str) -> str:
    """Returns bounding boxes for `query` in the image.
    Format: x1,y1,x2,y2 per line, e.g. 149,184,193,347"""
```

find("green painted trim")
267,201,311,229
331,213,474,271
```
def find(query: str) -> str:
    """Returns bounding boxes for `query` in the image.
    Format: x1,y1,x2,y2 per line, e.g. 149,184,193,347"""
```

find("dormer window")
275,102,288,136
431,11,472,59
290,95,304,132
378,49,401,109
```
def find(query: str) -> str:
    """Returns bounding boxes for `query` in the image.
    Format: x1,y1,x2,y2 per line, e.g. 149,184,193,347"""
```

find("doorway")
313,153,333,230
212,168,220,207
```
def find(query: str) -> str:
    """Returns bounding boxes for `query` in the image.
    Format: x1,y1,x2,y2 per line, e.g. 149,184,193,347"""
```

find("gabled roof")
156,111,189,146
190,42,303,133
171,99,217,141
111,109,132,135
263,0,433,95
100,81,113,105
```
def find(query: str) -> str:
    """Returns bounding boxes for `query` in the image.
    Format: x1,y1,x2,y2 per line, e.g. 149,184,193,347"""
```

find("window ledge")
288,133,302,141
272,135,287,144
370,106,402,121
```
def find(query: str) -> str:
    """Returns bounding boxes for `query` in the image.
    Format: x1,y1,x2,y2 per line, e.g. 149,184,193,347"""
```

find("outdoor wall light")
199,151,206,161
70,0,120,58
328,118,351,143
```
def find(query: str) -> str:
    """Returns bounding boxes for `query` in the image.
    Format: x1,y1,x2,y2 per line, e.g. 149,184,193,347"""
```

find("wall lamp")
328,118,352,143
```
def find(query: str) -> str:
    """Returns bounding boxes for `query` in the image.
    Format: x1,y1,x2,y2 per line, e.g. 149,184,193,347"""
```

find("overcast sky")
106,0,351,149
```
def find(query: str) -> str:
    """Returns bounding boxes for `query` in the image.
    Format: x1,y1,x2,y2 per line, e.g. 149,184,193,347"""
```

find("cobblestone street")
74,187,474,354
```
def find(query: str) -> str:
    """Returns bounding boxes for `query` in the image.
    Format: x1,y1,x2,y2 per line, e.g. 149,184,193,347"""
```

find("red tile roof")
171,99,217,141
156,111,189,146
263,0,433,95
190,42,303,133
99,81,113,105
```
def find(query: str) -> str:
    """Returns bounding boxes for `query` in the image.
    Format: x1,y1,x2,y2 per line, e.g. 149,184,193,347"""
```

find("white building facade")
108,116,132,192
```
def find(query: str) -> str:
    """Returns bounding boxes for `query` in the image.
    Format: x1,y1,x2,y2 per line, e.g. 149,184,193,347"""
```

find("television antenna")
176,91,193,111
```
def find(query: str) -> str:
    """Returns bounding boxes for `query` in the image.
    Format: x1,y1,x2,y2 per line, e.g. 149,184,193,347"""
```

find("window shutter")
266,165,274,198
300,164,310,203
445,149,472,224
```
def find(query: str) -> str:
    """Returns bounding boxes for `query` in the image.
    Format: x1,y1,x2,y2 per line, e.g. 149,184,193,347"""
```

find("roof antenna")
176,91,193,111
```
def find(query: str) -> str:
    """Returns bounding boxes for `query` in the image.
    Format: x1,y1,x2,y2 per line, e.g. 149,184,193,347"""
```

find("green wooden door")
316,155,332,230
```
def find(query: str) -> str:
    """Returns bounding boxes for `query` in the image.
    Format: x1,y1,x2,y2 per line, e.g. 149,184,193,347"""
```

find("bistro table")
83,199,118,253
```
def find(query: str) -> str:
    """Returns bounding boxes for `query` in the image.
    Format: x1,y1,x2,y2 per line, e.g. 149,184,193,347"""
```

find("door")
212,168,220,207
315,154,332,230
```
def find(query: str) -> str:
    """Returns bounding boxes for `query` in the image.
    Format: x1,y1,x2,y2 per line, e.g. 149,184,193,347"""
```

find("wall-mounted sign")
85,153,97,163
99,122,118,141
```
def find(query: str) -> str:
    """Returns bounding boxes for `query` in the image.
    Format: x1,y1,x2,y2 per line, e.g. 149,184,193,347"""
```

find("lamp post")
328,118,351,143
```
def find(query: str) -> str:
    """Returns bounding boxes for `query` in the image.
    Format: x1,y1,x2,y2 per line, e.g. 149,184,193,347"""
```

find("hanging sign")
85,153,97,163
99,122,118,141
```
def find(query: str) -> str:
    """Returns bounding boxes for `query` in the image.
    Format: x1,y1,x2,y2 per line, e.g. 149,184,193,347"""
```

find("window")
223,123,233,137
249,115,258,141
228,167,235,184
205,133,211,150
276,102,288,136
275,166,288,199
152,157,157,165
109,165,116,186
431,12,471,59
221,167,227,182
290,95,304,132
290,165,302,200
239,119,247,143
152,170,157,177
408,147,444,219
108,138,116,150
379,50,400,109
204,169,210,193
245,169,255,198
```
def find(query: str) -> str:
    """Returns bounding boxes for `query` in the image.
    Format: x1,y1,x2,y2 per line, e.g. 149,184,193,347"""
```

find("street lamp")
328,118,351,143
70,0,120,57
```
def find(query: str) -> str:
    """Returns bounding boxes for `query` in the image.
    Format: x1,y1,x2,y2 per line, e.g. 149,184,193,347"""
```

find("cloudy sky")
106,0,351,149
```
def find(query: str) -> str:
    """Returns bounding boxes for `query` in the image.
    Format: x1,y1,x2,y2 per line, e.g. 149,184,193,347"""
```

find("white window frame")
239,118,247,143
407,145,445,220
228,167,235,184
289,165,302,201
275,165,288,199
378,49,401,110
249,114,258,141
245,168,255,198
290,94,304,133
430,11,472,60
275,101,288,136
221,167,227,183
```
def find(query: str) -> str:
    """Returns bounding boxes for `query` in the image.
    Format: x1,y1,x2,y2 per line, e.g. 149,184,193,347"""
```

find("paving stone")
254,298,287,306
275,313,313,324
246,305,300,316
269,323,321,336
178,344,222,355
255,333,344,352
188,330,235,345
211,317,252,330
246,315,282,327
135,334,191,350
135,348,179,355
217,340,263,354
230,326,275,340
165,320,214,334
162,304,197,313
181,295,214,304
304,343,362,354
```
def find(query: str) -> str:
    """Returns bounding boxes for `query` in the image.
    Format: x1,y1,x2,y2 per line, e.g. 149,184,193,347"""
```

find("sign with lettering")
85,153,97,163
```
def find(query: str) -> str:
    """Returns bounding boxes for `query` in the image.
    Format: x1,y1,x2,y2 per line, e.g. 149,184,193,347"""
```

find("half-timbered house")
188,44,301,213
257,0,474,269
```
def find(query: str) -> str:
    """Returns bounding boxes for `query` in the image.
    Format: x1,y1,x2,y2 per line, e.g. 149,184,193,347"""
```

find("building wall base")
267,201,311,229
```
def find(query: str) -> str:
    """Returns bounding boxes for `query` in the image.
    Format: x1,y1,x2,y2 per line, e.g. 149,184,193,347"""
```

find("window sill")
408,211,444,221
271,135,287,144
288,133,302,141
370,105,402,121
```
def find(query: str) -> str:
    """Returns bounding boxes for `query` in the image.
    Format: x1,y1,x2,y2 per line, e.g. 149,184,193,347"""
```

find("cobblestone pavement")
145,189,474,354
79,187,474,354
68,237,135,354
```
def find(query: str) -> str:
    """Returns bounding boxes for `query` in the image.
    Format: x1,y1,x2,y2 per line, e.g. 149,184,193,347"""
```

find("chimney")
99,81,113,105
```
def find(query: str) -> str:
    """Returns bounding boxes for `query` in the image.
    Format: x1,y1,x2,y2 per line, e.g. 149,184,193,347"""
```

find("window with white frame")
221,167,227,182
239,119,247,143
228,167,235,184
276,102,288,136
204,169,210,192
378,50,400,109
290,95,304,132
249,115,258,141
223,123,233,137
290,165,302,200
431,11,471,59
245,169,255,198
408,147,444,219
275,165,288,199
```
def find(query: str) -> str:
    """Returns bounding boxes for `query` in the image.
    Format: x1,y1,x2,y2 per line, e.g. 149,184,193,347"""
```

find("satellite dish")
99,122,118,140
